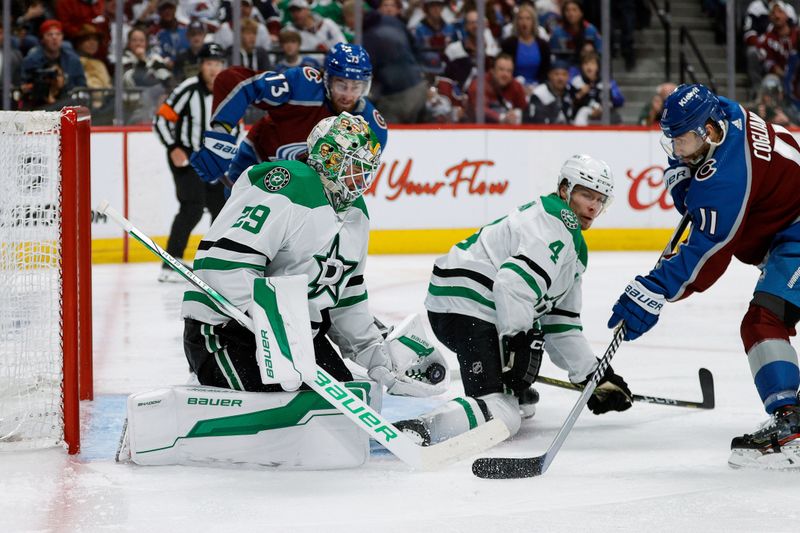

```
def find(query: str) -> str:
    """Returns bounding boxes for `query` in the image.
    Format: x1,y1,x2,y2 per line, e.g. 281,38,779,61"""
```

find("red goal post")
0,107,93,454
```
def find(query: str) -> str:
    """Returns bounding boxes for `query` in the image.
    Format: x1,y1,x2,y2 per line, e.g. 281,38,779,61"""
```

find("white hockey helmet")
558,154,614,211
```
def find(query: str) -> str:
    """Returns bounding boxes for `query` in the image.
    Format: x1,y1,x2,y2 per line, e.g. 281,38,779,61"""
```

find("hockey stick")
535,367,715,409
472,213,692,479
99,201,509,470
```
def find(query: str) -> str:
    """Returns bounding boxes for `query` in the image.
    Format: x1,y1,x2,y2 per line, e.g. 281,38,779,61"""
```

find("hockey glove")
585,364,633,415
608,276,665,341
500,328,545,394
190,130,239,183
663,165,691,215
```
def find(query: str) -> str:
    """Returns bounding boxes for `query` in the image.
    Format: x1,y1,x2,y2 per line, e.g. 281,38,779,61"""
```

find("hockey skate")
728,404,800,470
115,418,131,463
157,267,184,283
517,386,539,419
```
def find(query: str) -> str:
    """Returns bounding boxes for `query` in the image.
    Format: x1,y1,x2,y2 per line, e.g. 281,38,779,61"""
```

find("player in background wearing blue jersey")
608,84,800,470
189,43,388,190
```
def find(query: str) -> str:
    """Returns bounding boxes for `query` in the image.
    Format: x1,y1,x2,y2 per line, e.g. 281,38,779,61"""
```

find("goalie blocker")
120,275,450,468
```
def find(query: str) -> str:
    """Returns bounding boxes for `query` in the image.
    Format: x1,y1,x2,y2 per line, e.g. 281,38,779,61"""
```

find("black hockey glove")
500,329,545,394
585,364,633,415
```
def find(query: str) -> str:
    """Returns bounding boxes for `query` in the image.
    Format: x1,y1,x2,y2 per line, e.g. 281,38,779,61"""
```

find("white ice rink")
2,252,800,532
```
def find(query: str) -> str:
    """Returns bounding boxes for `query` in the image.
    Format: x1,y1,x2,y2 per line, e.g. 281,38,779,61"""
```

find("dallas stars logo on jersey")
308,234,358,301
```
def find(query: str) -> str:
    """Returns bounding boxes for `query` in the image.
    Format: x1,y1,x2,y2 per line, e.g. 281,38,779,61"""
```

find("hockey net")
0,108,93,454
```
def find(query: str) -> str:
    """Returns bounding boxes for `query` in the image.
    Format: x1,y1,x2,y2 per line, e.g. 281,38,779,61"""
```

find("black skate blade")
472,456,544,479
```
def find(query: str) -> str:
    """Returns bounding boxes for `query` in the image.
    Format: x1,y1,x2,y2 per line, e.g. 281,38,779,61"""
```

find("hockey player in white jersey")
118,112,450,469
396,154,634,445
181,112,410,394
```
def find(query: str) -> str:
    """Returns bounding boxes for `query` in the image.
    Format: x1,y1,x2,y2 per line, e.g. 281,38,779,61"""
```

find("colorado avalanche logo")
373,109,387,129
696,159,717,181
302,66,322,83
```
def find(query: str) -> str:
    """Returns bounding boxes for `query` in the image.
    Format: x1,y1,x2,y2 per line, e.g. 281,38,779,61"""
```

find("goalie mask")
558,154,614,213
307,112,382,212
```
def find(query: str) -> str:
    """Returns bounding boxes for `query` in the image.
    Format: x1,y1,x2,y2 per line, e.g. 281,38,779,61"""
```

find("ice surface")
1,253,799,532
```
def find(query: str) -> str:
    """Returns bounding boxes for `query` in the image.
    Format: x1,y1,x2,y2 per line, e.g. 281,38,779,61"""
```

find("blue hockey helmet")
659,84,725,139
324,43,372,101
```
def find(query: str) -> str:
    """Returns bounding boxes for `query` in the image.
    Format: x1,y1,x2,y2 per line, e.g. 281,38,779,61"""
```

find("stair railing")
679,25,718,92
647,0,672,80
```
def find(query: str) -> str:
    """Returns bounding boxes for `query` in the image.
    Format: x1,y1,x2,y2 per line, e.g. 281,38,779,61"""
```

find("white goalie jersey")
181,160,382,359
425,194,598,382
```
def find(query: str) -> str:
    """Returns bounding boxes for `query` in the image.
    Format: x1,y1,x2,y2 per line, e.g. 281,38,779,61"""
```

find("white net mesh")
0,111,64,450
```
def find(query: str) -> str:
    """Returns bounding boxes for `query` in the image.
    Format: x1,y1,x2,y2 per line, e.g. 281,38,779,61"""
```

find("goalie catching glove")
583,363,633,415
355,314,449,397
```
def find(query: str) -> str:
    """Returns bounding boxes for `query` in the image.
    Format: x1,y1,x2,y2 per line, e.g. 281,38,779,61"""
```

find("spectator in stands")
127,0,160,28
751,73,800,127
414,0,458,74
215,0,273,51
637,81,675,126
549,0,601,65
174,20,207,82
466,52,526,123
13,0,52,56
425,75,466,122
340,0,358,42
536,0,562,35
152,0,189,66
612,0,637,70
444,6,499,92
500,3,551,94
21,20,87,104
122,25,173,123
105,0,131,66
0,22,23,87
362,5,429,123
75,24,112,103
524,60,572,124
229,18,272,70
756,2,798,83
285,0,347,60
567,50,623,125
274,28,321,72
55,0,106,48
486,0,515,39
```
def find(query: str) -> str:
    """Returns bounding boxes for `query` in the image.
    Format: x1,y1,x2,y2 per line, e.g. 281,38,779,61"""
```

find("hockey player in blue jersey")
189,43,388,187
608,84,800,470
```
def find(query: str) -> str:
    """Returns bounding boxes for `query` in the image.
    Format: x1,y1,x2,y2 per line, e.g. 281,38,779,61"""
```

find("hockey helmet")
558,154,614,210
659,84,726,161
306,112,382,212
324,43,372,100
198,43,226,62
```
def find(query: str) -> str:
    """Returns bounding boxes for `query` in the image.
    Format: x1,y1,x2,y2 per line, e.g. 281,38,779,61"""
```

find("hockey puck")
426,363,446,384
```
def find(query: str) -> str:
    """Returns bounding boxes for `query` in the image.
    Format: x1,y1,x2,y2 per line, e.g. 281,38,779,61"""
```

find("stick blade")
698,368,715,409
472,456,544,479
419,419,510,470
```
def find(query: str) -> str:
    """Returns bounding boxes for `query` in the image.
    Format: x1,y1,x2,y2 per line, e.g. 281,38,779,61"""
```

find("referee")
154,43,235,282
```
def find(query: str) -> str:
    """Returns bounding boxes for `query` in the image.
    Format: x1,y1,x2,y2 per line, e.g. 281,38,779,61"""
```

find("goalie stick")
473,213,693,479
99,201,509,470
536,367,715,410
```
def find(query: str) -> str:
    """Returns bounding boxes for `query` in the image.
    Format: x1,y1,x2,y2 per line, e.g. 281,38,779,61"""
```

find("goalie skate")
115,418,131,463
728,405,800,470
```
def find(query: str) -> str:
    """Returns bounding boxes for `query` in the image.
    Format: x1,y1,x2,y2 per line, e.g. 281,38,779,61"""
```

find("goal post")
0,107,93,454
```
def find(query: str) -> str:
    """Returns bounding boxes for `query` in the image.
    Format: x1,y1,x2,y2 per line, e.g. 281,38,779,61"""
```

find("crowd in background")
3,0,800,127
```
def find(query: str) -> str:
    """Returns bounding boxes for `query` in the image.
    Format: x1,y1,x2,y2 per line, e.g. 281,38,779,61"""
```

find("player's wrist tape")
663,165,690,194
624,278,665,315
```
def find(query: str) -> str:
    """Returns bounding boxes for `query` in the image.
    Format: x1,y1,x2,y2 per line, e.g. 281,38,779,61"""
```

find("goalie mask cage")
0,107,93,454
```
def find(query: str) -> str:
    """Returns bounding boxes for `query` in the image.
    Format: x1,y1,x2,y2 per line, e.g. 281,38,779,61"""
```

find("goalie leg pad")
401,392,520,445
125,382,380,469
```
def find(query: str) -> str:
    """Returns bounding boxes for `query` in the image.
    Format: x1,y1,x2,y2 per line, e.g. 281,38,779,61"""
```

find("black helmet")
198,43,226,62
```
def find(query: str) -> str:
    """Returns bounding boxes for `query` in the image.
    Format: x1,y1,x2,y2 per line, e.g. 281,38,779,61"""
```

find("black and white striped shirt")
153,76,236,153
